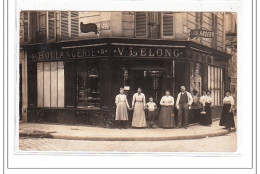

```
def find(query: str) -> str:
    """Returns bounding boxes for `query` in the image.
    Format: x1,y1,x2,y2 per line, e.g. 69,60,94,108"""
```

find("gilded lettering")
148,48,154,57
140,48,146,56
91,48,96,56
82,49,88,57
71,50,77,58
77,49,82,58
156,49,163,57
60,51,64,59
129,47,137,56
38,51,44,59
173,49,180,57
117,47,125,56
165,49,171,57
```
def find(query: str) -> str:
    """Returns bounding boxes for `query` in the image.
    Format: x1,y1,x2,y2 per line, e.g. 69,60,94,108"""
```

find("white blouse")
132,93,146,107
223,96,235,105
115,94,130,108
160,96,175,106
200,95,213,106
146,102,157,111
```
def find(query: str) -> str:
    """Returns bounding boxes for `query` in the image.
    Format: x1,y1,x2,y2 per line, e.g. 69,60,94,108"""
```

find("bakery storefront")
23,38,230,127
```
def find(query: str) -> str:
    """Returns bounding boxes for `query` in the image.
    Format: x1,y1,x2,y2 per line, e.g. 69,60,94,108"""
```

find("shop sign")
80,22,98,34
28,46,109,61
112,45,184,58
28,45,185,61
190,29,215,39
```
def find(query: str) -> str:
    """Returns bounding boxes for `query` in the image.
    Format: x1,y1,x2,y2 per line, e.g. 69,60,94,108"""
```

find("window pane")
163,12,173,36
37,63,44,107
44,62,51,107
58,61,65,107
215,67,218,105
135,12,147,37
190,62,202,96
50,62,58,107
77,60,100,108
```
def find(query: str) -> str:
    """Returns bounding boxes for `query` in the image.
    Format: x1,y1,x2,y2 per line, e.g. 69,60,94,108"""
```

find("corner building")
20,12,231,127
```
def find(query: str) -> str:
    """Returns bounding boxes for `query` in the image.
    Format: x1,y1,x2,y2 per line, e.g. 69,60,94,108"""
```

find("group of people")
115,86,235,131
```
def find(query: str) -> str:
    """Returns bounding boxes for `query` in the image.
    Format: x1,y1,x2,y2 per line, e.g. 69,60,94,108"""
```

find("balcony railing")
36,28,47,43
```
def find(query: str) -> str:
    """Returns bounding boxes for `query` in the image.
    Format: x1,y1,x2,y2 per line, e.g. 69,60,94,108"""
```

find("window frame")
134,12,148,38
161,12,175,39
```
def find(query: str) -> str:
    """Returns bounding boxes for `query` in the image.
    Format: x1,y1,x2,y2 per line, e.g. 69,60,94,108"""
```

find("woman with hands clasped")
131,88,147,128
115,88,130,129
158,90,176,128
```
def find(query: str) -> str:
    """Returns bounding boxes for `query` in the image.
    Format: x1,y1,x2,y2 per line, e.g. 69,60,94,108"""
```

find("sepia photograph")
18,11,237,152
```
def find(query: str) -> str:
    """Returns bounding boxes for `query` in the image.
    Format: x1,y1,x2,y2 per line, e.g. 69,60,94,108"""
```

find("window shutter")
23,12,29,42
60,11,69,40
162,12,173,36
135,12,147,37
70,11,79,39
48,11,55,41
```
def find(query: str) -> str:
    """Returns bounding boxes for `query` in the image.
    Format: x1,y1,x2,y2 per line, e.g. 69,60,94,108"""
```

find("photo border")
2,0,257,172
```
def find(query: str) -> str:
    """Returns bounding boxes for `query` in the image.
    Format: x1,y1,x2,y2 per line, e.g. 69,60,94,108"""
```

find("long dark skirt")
219,104,235,128
158,106,176,128
200,103,212,126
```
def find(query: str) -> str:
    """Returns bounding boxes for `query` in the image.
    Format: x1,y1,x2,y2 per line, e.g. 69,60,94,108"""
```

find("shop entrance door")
133,70,163,104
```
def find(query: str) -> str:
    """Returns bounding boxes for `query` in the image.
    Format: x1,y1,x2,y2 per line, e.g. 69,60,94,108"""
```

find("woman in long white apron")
132,88,146,128
115,88,130,129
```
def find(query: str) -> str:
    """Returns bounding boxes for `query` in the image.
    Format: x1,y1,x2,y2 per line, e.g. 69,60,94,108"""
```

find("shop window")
162,12,174,37
37,61,64,107
190,62,202,96
135,12,147,37
77,60,100,109
208,66,224,105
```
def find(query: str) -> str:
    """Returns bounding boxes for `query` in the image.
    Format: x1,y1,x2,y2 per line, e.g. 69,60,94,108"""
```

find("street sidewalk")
19,118,236,141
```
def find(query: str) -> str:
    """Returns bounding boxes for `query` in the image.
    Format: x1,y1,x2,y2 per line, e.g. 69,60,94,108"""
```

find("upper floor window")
20,11,29,44
37,11,56,42
60,11,79,40
135,12,147,37
162,12,174,37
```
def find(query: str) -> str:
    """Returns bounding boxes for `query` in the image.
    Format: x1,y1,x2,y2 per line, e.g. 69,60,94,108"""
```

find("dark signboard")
190,29,215,39
27,44,185,61
28,45,109,61
111,45,185,58
80,22,98,34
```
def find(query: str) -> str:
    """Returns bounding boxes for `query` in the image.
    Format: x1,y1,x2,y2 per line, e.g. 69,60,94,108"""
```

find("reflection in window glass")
77,60,100,109
208,65,224,105
190,62,202,96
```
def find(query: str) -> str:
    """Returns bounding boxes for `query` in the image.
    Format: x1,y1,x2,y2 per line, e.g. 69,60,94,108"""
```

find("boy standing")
146,97,157,128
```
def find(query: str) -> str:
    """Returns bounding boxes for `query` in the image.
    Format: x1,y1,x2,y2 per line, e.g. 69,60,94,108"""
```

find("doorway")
133,70,163,104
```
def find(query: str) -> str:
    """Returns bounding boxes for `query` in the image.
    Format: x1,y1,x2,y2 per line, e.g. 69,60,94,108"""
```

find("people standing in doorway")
115,88,130,129
219,90,236,131
132,88,146,128
176,86,193,129
158,90,176,128
146,97,157,128
200,90,213,126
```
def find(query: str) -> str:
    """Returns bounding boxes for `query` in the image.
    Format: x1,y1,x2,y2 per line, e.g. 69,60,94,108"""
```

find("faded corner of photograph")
19,11,237,152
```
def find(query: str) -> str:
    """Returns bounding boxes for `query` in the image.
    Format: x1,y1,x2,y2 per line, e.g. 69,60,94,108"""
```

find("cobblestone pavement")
19,132,236,152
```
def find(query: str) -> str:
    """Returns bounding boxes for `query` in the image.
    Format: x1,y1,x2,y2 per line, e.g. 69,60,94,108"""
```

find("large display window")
76,60,100,109
208,65,224,105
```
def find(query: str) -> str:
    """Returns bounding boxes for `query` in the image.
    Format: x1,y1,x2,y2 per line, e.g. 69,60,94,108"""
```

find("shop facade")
23,38,230,127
